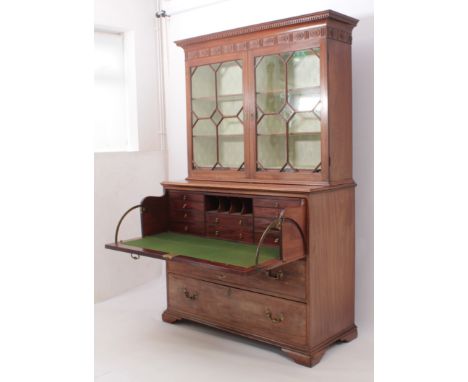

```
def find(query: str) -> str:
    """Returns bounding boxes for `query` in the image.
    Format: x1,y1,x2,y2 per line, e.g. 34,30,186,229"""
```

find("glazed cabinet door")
251,45,326,182
188,55,249,180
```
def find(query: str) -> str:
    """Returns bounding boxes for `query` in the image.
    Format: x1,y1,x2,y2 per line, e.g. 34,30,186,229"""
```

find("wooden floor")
95,277,373,382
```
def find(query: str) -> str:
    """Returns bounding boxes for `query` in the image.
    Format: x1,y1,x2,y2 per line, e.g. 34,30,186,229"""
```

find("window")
94,30,137,152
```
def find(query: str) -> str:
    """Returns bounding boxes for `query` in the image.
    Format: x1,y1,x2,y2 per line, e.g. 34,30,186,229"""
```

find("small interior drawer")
254,206,282,218
167,273,307,347
170,209,204,222
169,221,205,235
206,213,253,227
206,226,253,243
255,230,280,246
253,198,303,209
169,191,204,203
170,199,205,211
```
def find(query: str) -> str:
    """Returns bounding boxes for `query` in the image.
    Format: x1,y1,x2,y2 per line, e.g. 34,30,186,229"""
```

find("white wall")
95,0,165,302
163,0,374,329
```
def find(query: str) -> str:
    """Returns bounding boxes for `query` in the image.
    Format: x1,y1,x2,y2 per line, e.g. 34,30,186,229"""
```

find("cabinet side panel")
308,187,355,346
327,40,353,183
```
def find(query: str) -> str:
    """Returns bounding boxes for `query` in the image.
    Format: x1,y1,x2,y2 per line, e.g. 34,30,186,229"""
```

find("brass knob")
265,309,284,323
238,219,243,225
267,270,283,280
216,274,226,279
183,213,188,219
274,238,279,244
239,233,243,239
184,225,188,232
182,203,188,209
183,288,198,300
215,230,219,236
215,217,220,224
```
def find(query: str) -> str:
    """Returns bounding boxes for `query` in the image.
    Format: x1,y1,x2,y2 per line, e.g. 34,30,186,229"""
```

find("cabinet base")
282,325,358,367
162,310,182,324
162,309,357,367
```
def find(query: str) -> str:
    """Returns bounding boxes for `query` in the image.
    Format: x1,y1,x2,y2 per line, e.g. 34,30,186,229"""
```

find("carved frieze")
185,26,352,60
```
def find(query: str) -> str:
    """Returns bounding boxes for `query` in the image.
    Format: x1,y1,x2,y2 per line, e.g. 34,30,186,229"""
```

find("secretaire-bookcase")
106,10,359,367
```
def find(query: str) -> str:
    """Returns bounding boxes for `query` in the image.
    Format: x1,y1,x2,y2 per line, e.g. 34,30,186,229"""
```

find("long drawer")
167,274,307,347
167,260,306,301
206,226,253,243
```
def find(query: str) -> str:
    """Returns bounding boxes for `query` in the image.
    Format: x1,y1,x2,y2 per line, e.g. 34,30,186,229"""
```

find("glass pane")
288,86,321,112
191,65,216,118
288,135,321,170
257,135,286,169
257,115,285,135
193,119,216,136
217,61,242,96
193,120,216,168
219,118,243,135
256,93,285,113
218,118,243,168
192,65,215,98
256,55,285,113
193,136,217,168
287,50,320,90
219,136,244,168
218,96,243,116
289,112,321,134
192,99,216,118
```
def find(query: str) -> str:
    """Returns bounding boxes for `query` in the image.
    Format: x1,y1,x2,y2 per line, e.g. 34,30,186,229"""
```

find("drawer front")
169,221,205,235
254,217,277,230
254,206,282,218
170,199,205,212
254,198,303,209
206,213,253,228
255,230,280,246
168,260,306,301
206,226,253,243
167,274,307,347
170,209,204,223
169,191,204,203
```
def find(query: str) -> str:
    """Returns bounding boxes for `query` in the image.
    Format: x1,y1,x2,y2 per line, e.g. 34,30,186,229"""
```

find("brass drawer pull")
238,219,243,225
274,201,279,208
183,195,188,201
215,230,219,236
184,225,189,232
215,217,220,224
273,237,279,244
183,213,188,219
267,270,284,280
183,288,198,300
216,273,226,280
265,309,284,323
182,203,188,209
239,233,243,239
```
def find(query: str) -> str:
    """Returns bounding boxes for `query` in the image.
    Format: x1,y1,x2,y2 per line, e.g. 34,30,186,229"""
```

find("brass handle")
267,270,283,280
265,309,284,323
215,217,220,224
274,237,279,244
238,219,243,225
239,233,243,239
183,288,198,300
184,225,189,232
215,230,219,236
274,202,279,208
216,273,226,279
183,213,188,219
182,203,188,209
